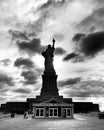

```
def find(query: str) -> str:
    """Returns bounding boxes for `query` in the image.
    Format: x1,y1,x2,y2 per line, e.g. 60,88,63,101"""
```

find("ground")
0,114,104,130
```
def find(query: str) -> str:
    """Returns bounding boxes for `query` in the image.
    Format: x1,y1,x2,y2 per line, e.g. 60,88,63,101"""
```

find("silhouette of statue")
42,39,55,72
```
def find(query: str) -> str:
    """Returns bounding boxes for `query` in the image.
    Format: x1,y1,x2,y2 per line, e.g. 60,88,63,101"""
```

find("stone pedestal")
40,70,59,98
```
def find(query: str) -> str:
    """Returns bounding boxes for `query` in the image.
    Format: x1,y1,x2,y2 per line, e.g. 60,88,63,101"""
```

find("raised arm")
52,38,55,49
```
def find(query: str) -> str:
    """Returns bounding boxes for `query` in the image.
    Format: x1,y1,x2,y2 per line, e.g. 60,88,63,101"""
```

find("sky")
0,0,104,111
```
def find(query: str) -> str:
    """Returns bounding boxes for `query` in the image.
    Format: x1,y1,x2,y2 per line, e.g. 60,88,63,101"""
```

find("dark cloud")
72,55,84,63
0,59,11,66
63,53,79,61
72,33,85,41
62,33,86,62
14,57,34,68
17,38,43,54
8,29,29,41
17,37,65,56
39,0,52,10
0,73,14,88
13,88,31,94
21,70,38,85
39,0,67,10
79,31,104,57
95,0,104,4
70,31,104,61
64,80,104,98
55,47,66,55
58,77,81,87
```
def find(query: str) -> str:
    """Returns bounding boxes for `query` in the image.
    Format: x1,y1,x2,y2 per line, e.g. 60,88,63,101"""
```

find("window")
54,109,58,117
36,109,39,116
36,108,44,117
40,109,44,116
49,108,58,117
50,109,53,116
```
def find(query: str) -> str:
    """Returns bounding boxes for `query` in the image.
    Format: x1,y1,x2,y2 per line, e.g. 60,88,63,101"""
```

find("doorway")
63,108,71,118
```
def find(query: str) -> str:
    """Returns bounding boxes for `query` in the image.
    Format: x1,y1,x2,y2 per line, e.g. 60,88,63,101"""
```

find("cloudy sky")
0,0,104,111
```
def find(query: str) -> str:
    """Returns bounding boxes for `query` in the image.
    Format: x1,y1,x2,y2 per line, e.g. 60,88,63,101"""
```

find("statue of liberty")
42,39,55,72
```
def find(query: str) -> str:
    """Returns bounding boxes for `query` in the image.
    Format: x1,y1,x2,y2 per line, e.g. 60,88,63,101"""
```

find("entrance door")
49,108,58,117
63,109,67,118
63,108,71,118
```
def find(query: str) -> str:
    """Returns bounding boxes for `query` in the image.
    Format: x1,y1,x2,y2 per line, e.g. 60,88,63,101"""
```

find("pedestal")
40,70,59,98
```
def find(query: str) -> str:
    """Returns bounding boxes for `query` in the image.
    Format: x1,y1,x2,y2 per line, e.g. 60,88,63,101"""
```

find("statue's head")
48,44,51,48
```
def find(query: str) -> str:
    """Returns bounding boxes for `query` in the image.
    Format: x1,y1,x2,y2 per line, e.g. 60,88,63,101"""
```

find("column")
33,107,36,118
44,107,46,117
61,107,63,118
72,106,74,118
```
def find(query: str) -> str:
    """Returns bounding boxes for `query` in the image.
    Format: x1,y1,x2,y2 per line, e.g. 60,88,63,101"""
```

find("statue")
42,39,55,72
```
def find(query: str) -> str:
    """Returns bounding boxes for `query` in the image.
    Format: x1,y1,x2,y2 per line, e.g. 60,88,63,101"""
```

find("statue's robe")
42,46,55,72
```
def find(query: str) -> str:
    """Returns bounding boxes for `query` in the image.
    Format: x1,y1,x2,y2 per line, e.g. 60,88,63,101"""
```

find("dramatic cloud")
77,32,104,57
58,77,81,87
63,53,79,61
38,0,67,10
14,57,34,69
66,31,104,62
72,33,85,41
13,88,31,94
17,37,65,56
77,7,104,32
63,52,84,62
21,70,38,85
64,80,104,98
22,0,73,42
24,0,66,37
17,38,43,54
38,0,53,10
8,29,29,42
55,47,66,55
67,88,103,98
0,73,14,88
1,0,104,110
0,59,11,66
